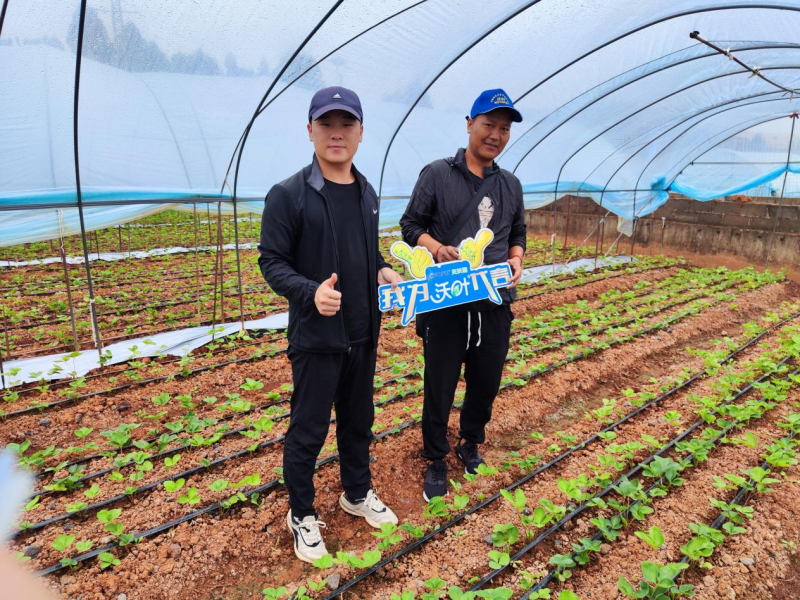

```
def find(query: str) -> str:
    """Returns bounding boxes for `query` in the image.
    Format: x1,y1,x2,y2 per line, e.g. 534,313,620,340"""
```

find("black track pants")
420,305,512,462
283,343,376,519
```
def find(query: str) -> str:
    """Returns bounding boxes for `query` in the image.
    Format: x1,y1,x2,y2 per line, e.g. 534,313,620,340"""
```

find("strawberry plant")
101,423,141,451
163,478,186,493
372,522,402,550
487,549,510,570
420,576,446,599
240,378,264,391
83,483,101,499
52,534,75,552
312,554,333,569
618,562,692,599
151,392,171,406
98,551,121,570
178,487,201,505
548,553,575,582
500,488,527,512
635,526,665,549
679,534,716,569
332,549,382,569
65,501,89,514
423,496,449,519
400,523,425,539
74,427,94,439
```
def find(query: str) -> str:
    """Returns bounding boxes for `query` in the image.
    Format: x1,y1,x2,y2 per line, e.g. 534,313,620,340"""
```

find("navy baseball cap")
469,88,522,123
309,86,363,122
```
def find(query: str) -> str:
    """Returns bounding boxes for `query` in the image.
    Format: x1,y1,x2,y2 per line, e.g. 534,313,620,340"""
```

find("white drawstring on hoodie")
466,312,483,349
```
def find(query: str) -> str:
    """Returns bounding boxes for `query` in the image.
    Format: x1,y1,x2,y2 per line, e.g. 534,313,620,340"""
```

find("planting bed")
3,212,800,600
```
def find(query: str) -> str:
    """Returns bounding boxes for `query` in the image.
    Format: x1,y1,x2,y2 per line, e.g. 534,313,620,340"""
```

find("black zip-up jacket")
399,147,527,305
258,155,391,353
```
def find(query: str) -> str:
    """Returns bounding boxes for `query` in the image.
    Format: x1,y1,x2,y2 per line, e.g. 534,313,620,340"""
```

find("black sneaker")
455,439,485,475
423,460,448,502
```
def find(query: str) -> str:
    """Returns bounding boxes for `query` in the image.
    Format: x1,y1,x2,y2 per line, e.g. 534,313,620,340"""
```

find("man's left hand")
378,267,403,290
507,256,523,289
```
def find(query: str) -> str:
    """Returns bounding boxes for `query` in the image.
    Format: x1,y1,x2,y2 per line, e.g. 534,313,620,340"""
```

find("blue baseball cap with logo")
309,86,363,123
468,88,522,123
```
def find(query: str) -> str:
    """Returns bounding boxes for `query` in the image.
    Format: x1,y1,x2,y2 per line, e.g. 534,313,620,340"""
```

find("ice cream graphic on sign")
378,228,513,326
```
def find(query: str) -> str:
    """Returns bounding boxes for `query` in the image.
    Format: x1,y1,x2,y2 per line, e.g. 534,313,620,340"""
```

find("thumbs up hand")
315,273,342,316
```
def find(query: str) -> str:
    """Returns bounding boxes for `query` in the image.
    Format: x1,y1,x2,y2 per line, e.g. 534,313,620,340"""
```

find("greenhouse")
1,1,799,599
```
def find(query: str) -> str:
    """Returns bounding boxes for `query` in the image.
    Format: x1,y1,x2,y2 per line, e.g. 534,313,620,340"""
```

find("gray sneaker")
286,510,328,563
339,489,398,528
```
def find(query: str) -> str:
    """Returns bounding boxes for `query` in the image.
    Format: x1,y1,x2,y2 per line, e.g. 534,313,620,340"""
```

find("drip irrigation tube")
515,262,675,301
518,366,800,596
28,280,758,575
10,328,288,399
5,257,659,366
669,432,797,578
4,260,678,415
322,315,800,598
10,284,278,332
27,275,733,494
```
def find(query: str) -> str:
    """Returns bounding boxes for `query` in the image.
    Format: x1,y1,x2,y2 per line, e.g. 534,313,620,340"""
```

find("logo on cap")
491,93,510,106
333,93,342,99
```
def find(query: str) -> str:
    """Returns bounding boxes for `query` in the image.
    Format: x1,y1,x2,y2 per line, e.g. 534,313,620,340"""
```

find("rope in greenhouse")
690,31,800,96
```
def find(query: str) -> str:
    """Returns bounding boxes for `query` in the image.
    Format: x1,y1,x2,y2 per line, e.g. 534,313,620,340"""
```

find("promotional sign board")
378,229,513,326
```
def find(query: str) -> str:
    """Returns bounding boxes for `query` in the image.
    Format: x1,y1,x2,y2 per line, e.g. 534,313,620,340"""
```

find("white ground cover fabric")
0,311,288,390
1,254,632,389
0,242,259,267
1,233,401,267
519,255,635,284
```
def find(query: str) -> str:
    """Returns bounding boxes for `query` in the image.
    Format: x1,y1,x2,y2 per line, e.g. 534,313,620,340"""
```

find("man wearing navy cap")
400,89,527,501
258,86,401,563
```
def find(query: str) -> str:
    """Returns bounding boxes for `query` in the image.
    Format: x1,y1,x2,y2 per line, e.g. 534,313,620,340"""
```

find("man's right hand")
436,245,460,263
315,273,342,316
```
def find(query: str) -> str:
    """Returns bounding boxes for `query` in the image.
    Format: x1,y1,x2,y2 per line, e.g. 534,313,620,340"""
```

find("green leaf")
178,487,201,505
487,550,510,569
98,552,120,570
262,587,288,600
635,526,665,549
24,496,40,512
452,494,469,511
163,478,186,493
361,550,382,568
208,479,229,492
97,508,122,523
83,483,101,499
52,535,75,552
312,554,333,569
618,577,645,599
640,561,660,584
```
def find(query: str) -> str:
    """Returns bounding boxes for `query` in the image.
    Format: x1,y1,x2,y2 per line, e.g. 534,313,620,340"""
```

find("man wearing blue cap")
258,86,401,563
400,89,527,501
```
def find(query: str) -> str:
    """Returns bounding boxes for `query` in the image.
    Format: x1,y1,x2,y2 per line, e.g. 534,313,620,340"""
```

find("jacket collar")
453,147,500,180
307,154,368,196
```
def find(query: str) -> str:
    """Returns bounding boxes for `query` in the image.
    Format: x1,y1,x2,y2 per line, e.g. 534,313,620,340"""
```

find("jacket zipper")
357,182,376,353
320,184,351,354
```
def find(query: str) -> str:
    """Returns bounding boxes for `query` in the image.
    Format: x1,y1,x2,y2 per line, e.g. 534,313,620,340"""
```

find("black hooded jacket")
399,147,527,305
257,156,391,353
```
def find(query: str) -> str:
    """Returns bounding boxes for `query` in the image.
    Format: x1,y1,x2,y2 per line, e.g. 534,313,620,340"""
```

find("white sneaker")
339,489,398,529
286,510,328,563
